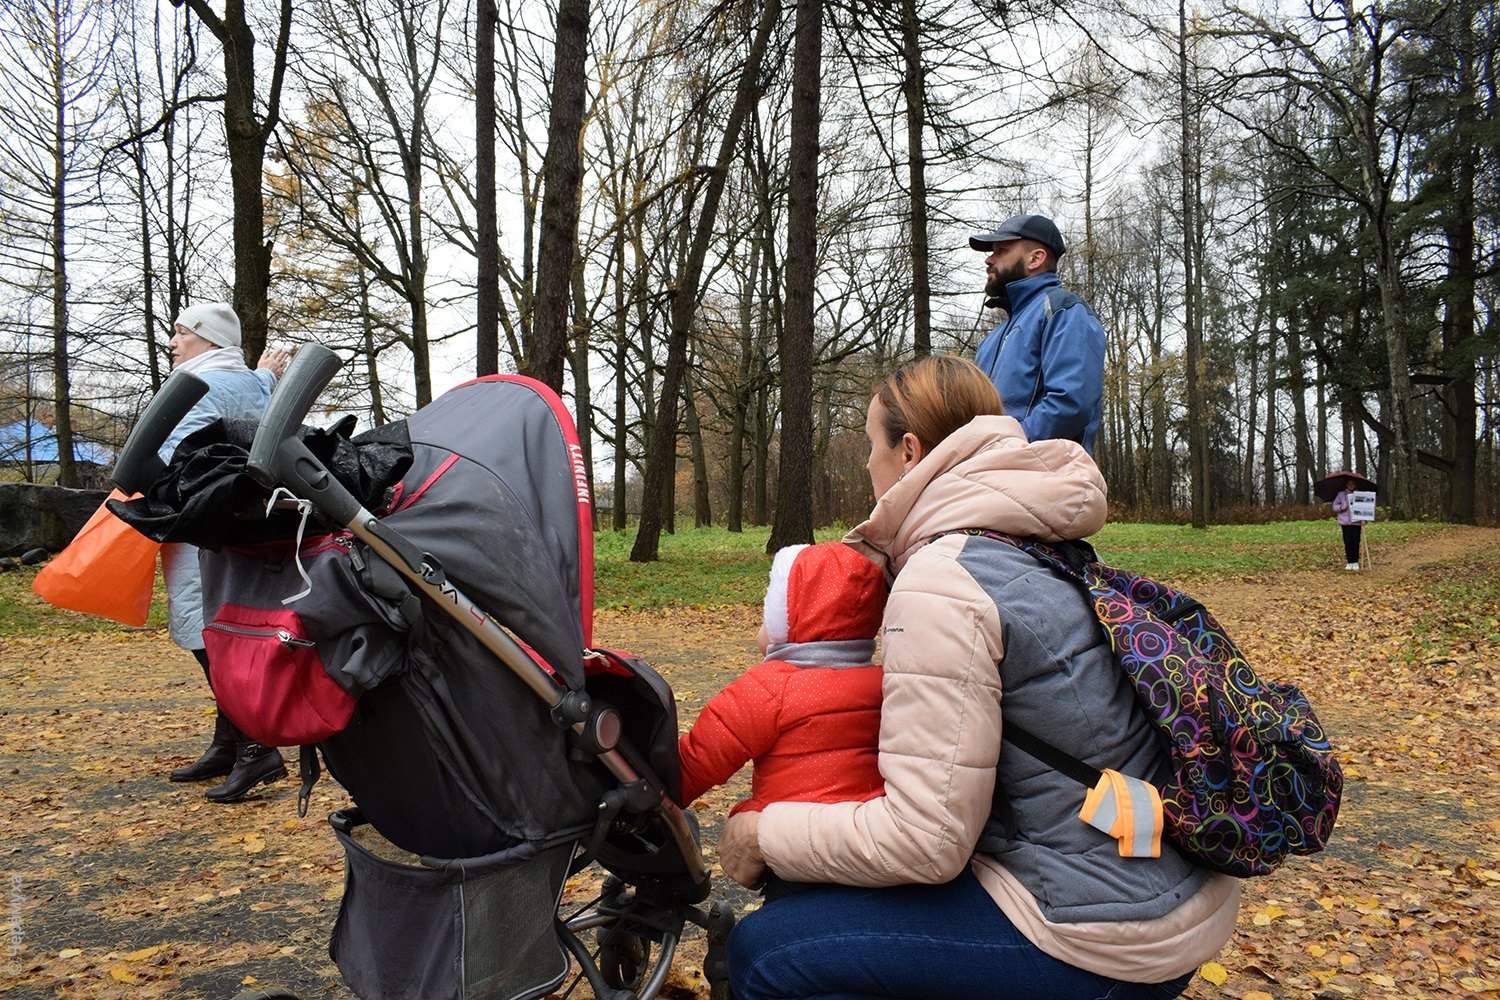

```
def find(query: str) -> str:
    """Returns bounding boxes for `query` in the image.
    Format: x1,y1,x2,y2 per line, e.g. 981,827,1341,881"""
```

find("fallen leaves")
1179,536,1500,998
4,531,1500,998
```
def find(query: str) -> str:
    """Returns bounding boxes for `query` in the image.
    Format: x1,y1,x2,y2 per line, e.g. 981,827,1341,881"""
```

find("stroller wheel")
598,929,650,991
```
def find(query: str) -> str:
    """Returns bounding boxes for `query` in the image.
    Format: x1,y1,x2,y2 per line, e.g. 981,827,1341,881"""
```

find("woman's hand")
718,811,768,888
258,347,291,378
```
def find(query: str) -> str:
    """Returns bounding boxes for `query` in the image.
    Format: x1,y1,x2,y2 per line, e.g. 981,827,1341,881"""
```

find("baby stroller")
112,345,733,1000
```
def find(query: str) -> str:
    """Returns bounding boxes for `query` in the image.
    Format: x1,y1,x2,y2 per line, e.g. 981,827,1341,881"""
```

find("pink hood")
844,415,1107,576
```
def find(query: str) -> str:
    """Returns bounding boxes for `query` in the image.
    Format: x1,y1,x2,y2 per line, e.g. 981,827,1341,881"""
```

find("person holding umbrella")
1315,471,1375,571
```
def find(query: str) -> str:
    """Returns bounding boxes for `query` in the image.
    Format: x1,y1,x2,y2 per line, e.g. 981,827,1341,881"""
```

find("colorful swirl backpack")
959,531,1343,878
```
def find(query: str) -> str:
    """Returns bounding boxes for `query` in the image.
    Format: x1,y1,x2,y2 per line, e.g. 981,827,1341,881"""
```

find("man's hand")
718,811,768,888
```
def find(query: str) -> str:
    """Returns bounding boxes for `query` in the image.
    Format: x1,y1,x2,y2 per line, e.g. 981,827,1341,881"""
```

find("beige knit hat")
174,302,241,348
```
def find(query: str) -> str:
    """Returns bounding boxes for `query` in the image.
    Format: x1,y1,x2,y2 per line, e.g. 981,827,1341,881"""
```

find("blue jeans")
728,868,1195,1000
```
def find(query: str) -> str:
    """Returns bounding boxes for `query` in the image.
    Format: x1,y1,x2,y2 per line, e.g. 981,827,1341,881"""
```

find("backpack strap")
1002,719,1102,787
934,529,1107,789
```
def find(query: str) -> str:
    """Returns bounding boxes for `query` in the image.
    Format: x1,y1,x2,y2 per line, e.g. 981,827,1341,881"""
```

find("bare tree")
107,2,211,397
525,0,592,392
278,0,453,406
169,0,291,363
630,0,781,562
0,0,116,486
1216,0,1434,518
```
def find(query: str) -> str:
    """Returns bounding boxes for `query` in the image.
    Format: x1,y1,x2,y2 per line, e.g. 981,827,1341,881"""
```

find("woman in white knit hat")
160,302,292,802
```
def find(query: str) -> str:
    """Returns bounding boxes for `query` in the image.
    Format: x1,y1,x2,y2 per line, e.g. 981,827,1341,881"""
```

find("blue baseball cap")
969,214,1066,257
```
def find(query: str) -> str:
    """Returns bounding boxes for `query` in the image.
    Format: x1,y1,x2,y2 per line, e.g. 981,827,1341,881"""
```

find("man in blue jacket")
970,214,1106,454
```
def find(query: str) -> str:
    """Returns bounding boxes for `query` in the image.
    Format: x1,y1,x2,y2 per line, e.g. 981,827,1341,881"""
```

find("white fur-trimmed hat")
762,545,807,646
174,302,241,349
762,543,886,646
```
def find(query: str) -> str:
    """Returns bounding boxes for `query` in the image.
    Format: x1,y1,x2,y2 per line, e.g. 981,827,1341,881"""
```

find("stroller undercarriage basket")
329,802,732,1000
112,347,734,1000
330,810,576,1000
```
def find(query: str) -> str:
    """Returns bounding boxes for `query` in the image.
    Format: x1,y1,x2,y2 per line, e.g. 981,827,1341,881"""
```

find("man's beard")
984,260,1027,311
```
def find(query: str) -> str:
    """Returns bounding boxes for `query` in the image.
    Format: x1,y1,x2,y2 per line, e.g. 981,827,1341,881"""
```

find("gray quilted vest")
956,536,1208,923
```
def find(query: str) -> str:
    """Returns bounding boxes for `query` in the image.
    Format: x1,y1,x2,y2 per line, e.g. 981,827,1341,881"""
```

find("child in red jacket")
677,542,888,833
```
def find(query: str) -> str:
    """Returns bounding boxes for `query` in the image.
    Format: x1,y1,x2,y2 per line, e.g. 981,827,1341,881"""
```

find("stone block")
0,483,108,556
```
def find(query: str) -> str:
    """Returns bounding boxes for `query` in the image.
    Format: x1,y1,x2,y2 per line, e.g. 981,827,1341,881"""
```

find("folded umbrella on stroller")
112,346,732,1000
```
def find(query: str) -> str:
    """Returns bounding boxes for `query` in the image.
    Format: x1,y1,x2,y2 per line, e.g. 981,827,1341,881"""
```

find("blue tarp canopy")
0,420,115,465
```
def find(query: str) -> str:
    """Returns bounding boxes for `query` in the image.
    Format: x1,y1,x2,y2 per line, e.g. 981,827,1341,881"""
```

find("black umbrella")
1314,470,1375,503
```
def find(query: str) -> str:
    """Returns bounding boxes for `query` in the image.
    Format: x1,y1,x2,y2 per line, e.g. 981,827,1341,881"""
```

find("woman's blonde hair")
873,355,1002,452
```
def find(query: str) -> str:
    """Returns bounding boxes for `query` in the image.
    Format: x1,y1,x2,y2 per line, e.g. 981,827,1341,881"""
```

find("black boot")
205,743,287,803
170,712,237,782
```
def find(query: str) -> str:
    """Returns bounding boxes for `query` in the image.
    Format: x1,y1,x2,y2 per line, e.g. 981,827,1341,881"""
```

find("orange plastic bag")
32,488,160,626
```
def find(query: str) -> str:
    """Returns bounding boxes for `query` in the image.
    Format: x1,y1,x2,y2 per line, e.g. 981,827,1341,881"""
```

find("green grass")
593,520,1455,608
0,520,1475,633
1089,520,1441,579
1415,557,1500,653
592,525,849,609
0,567,168,638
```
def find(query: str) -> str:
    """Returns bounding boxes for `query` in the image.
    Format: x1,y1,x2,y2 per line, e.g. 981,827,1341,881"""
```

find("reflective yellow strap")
1078,768,1163,859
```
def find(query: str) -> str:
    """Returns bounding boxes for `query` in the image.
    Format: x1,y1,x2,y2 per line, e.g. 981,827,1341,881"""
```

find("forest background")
1,0,1497,557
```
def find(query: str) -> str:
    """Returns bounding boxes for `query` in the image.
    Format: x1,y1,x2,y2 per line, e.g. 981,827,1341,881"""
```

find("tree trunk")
1179,0,1207,528
1438,4,1479,524
172,0,291,363
1315,351,1328,483
684,368,712,528
612,229,629,531
526,0,591,392
1242,283,1266,503
358,265,388,426
1371,244,1417,518
475,0,500,376
223,10,271,363
1261,309,1280,505
49,11,75,488
1149,285,1170,511
571,260,595,527
630,0,779,561
899,0,931,358
124,42,165,396
1285,310,1313,501
48,257,72,489
767,0,822,554
405,137,432,407
727,229,761,534
754,384,770,525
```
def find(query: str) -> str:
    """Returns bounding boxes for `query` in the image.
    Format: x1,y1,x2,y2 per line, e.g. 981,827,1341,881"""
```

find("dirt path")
1169,526,1500,998
2,527,1498,999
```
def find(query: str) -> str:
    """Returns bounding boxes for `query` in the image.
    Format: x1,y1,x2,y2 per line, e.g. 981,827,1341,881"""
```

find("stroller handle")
111,373,210,494
247,344,363,526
